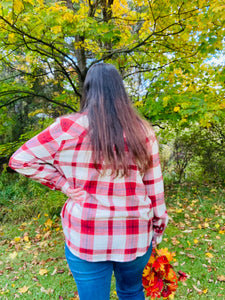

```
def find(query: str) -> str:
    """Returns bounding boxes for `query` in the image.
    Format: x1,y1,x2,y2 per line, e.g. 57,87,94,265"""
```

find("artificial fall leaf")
143,249,179,299
39,268,48,275
156,248,176,262
18,285,29,294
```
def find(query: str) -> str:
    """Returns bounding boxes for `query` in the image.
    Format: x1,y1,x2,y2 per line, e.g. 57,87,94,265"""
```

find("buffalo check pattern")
9,112,168,262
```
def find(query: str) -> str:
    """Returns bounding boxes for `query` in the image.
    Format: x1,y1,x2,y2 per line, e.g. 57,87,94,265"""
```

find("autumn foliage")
142,248,187,299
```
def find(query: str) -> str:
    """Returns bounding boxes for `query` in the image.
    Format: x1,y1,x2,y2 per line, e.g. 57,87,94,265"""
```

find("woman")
9,63,168,300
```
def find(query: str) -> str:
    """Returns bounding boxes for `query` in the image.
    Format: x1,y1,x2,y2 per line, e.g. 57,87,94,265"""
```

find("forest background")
0,0,224,299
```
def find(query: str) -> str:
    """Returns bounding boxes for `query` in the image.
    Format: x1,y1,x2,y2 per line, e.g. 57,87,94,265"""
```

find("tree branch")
0,90,76,111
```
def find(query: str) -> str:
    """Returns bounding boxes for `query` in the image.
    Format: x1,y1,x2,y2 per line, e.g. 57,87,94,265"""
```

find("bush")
0,172,66,222
160,123,225,184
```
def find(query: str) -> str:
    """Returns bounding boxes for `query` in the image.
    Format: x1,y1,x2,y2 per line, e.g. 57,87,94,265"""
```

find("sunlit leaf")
39,268,48,275
18,286,29,294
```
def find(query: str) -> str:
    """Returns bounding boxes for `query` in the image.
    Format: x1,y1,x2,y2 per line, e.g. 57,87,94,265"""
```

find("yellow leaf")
219,230,225,234
163,96,170,107
176,208,183,213
14,237,21,242
194,239,199,244
215,224,220,229
204,222,209,228
18,286,29,294
187,241,191,246
55,227,60,232
39,268,48,276
198,224,202,229
24,236,29,242
45,219,53,227
156,248,176,262
169,293,175,299
9,251,18,260
14,0,24,13
205,252,213,258
174,106,180,112
51,26,62,34
203,289,208,294
44,213,49,217
8,33,16,43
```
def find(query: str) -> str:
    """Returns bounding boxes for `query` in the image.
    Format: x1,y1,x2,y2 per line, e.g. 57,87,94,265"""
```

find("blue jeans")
65,243,152,300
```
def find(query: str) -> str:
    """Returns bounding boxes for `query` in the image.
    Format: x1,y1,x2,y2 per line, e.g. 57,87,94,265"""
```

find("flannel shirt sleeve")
143,134,168,247
9,118,70,195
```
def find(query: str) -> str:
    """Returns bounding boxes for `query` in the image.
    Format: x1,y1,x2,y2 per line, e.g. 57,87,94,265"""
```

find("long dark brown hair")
80,63,152,176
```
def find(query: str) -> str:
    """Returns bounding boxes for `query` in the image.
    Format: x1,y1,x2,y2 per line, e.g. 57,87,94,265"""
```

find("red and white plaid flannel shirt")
9,112,168,262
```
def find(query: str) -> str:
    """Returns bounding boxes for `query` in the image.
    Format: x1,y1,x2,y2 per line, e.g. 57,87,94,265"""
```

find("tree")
0,0,224,165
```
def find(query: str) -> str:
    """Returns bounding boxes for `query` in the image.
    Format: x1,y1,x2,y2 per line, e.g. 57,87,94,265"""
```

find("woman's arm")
9,117,71,195
143,134,169,248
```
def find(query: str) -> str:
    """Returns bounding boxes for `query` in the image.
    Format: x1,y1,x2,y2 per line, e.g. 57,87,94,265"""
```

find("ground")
0,184,224,299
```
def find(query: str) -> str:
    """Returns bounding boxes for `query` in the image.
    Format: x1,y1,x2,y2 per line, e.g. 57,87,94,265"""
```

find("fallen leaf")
203,222,209,228
45,219,53,227
192,285,202,293
39,268,48,276
18,286,29,294
9,251,17,260
217,275,225,282
40,286,54,294
23,236,29,242
205,252,213,258
14,237,21,242
51,268,57,276
186,254,196,259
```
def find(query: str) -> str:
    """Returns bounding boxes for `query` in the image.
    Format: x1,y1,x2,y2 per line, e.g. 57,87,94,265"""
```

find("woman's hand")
66,187,85,202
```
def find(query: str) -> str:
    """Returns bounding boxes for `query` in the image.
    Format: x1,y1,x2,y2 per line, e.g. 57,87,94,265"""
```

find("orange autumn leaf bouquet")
142,248,187,299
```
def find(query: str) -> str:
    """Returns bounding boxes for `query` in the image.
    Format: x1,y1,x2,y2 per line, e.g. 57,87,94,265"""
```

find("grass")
0,180,224,299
